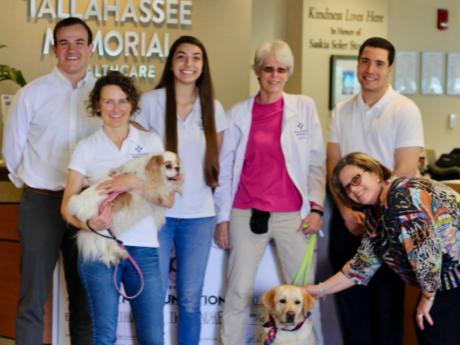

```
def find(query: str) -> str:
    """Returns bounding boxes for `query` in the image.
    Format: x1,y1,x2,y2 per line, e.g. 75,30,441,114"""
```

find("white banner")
55,243,281,344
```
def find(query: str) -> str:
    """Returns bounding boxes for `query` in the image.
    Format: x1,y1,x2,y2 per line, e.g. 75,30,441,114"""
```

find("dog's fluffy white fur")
68,151,182,266
261,284,317,345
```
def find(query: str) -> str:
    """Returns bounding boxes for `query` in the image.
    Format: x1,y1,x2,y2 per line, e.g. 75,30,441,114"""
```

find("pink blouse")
233,97,302,212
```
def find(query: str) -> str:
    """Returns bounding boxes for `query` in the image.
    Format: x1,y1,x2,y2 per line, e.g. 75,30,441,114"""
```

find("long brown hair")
156,35,219,187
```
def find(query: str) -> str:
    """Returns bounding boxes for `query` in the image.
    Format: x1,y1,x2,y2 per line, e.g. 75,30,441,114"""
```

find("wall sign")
447,53,460,95
394,51,418,95
421,52,444,95
306,5,386,51
28,0,193,81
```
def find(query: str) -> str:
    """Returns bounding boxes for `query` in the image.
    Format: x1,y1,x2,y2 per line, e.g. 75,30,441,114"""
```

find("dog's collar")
263,312,311,345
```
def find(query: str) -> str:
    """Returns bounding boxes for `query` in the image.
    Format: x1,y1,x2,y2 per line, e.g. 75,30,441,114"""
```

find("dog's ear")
261,288,276,310
146,154,164,177
143,154,165,201
302,288,316,314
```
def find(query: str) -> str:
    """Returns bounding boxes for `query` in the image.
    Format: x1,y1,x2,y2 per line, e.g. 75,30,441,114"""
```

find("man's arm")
2,91,30,187
393,96,424,177
394,146,422,177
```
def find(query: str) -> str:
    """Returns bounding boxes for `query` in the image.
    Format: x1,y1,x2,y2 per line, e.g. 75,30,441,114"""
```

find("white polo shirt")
329,86,424,168
69,125,164,247
136,88,227,218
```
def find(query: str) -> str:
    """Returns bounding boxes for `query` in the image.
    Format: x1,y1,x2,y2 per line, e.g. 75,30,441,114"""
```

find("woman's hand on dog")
303,284,322,300
299,212,322,234
97,175,141,195
215,222,230,250
86,205,114,231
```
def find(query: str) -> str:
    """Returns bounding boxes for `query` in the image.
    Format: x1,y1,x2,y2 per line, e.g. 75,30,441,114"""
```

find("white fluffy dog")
261,285,316,345
68,151,183,266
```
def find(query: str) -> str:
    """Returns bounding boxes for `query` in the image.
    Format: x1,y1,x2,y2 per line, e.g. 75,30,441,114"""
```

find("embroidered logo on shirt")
131,145,146,158
294,122,308,138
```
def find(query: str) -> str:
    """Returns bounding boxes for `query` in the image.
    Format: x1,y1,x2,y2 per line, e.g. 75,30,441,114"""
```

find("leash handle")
111,240,145,300
292,233,317,286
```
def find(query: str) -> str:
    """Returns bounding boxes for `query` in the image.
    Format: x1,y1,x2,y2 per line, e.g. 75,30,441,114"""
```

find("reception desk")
443,180,460,193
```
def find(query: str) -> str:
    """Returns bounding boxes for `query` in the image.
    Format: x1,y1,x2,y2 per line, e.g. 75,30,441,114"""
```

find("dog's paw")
108,247,128,265
119,248,129,260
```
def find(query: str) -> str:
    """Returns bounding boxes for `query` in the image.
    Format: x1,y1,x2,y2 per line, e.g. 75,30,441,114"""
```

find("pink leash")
98,192,145,300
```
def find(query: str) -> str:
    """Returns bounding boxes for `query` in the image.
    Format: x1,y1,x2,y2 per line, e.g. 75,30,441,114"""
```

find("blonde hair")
253,40,294,76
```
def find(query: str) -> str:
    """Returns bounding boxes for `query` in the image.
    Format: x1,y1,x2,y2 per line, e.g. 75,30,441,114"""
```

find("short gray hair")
253,40,294,76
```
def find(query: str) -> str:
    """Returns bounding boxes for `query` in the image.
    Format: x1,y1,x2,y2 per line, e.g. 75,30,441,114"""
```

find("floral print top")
343,177,460,293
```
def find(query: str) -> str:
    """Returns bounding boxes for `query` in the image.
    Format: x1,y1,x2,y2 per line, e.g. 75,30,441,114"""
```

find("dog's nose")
286,311,296,323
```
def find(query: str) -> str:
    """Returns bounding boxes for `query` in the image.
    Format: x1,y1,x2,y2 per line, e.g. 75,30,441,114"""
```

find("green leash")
292,233,317,286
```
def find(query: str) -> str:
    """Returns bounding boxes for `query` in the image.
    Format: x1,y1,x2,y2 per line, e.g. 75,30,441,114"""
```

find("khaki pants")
220,208,320,345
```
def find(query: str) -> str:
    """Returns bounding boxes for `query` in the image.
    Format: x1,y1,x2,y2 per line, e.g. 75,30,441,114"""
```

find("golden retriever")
261,284,316,345
68,151,183,266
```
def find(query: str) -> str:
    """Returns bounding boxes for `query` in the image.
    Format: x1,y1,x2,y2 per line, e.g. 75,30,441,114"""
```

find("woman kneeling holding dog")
306,152,460,345
61,71,171,345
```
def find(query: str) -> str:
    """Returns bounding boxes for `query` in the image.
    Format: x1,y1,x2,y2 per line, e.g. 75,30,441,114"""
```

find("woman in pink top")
214,40,326,345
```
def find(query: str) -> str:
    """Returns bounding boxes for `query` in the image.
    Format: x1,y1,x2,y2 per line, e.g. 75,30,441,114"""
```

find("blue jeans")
79,246,164,345
159,217,215,345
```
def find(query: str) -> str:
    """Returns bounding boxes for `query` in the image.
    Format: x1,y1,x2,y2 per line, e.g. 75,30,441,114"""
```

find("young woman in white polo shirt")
61,71,170,345
135,36,227,345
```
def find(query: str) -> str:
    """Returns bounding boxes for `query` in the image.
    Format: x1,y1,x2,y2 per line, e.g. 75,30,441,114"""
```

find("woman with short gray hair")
252,40,294,76
214,40,326,345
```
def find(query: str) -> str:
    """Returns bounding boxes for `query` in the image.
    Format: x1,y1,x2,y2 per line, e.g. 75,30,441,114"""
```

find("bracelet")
318,282,326,299
86,219,96,232
310,209,324,217
310,200,320,208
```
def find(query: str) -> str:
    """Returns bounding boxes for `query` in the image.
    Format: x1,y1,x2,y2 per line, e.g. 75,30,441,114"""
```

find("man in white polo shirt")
327,37,424,345
2,17,99,345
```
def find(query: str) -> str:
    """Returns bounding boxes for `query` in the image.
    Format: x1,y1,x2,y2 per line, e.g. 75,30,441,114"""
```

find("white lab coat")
214,93,326,223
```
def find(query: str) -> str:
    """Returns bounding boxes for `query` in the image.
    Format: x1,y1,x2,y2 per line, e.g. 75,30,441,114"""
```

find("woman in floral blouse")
306,152,460,345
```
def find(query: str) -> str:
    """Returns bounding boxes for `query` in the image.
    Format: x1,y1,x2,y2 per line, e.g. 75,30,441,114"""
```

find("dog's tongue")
169,175,181,181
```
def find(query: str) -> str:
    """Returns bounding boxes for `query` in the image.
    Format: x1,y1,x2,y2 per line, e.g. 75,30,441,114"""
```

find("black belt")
25,185,64,197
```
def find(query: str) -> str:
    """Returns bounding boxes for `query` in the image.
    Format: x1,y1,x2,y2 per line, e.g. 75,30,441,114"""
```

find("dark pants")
15,188,91,345
414,287,460,345
329,205,404,345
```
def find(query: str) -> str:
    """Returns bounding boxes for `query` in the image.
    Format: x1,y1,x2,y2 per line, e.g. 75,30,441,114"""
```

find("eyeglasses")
261,66,289,74
343,171,365,194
